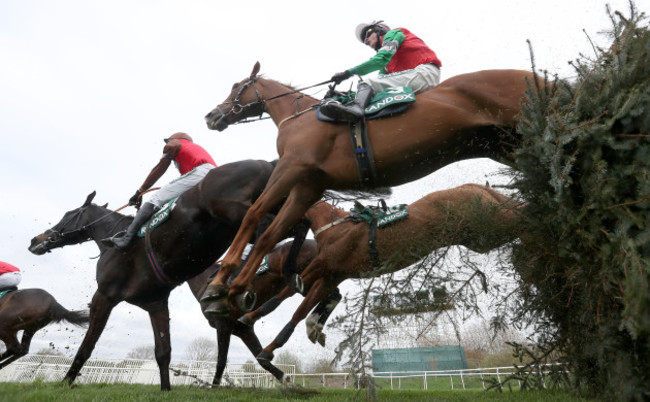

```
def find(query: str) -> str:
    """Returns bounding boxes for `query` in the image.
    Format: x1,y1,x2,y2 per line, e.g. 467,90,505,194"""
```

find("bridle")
44,188,158,246
45,206,127,246
213,76,333,126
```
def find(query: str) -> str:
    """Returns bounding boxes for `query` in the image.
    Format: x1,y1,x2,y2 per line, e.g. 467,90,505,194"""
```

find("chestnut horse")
0,288,89,369
186,238,328,385
202,62,536,312
27,159,297,391
238,183,521,361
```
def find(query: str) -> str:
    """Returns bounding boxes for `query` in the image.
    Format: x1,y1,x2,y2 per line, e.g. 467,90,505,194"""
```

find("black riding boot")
101,202,158,250
321,82,374,122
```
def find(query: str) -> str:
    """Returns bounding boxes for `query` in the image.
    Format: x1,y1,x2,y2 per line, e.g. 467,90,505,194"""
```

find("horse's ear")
83,191,96,207
101,203,108,208
251,61,261,78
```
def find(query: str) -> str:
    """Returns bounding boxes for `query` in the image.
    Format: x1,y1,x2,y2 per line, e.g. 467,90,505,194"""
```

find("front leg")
147,302,172,391
257,278,335,362
201,184,290,304
64,291,117,386
228,181,323,309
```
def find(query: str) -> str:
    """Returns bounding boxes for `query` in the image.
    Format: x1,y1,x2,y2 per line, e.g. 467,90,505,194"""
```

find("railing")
0,354,294,388
293,364,564,390
0,356,562,391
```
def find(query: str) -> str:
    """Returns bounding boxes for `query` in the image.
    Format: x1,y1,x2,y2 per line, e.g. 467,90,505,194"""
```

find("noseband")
213,76,266,124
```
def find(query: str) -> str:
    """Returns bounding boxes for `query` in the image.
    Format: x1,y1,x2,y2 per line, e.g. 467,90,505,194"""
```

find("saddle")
316,86,416,123
0,287,17,301
348,200,410,269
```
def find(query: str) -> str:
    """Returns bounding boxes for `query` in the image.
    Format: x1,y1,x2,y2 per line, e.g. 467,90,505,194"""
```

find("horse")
236,183,521,361
0,288,90,369
27,159,298,391
201,61,537,313
185,238,330,385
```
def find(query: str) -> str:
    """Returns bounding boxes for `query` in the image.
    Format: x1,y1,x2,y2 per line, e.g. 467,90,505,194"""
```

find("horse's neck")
306,202,347,233
260,78,318,126
87,206,129,242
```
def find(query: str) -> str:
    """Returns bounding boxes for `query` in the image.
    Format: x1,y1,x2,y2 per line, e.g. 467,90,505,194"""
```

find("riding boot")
101,202,158,250
320,82,374,122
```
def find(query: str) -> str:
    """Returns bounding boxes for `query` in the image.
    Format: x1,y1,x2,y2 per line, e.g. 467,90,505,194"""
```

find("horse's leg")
228,182,323,308
64,291,117,386
147,303,172,391
306,288,342,346
236,326,286,383
202,161,318,302
0,332,20,369
237,285,297,326
212,322,231,387
257,278,335,362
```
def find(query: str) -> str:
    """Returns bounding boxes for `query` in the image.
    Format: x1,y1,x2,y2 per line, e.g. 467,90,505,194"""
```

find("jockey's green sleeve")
349,29,406,76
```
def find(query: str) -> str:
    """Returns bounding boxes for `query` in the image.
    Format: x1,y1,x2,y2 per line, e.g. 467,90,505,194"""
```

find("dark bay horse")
0,288,89,369
239,183,521,361
202,62,537,312
27,159,283,391
186,238,321,385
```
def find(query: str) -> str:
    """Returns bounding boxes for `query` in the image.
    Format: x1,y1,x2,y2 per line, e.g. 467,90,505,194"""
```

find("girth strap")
144,217,180,287
349,119,377,189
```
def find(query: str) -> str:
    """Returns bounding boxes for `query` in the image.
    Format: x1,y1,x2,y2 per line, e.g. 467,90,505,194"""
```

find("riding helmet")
164,132,193,143
355,20,390,43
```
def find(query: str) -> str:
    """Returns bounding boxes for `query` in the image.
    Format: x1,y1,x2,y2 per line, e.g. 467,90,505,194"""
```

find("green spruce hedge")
511,5,649,401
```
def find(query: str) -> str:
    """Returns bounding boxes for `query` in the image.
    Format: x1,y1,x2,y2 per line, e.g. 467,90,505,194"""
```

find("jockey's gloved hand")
331,70,353,85
129,189,143,209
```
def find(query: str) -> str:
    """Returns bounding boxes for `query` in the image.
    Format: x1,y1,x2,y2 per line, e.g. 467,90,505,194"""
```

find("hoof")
200,284,228,302
235,291,257,312
289,274,304,294
237,315,254,327
203,300,229,317
256,350,274,362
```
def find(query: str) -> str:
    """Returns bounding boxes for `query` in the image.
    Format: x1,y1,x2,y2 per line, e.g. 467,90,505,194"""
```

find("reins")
54,187,160,239
226,78,333,126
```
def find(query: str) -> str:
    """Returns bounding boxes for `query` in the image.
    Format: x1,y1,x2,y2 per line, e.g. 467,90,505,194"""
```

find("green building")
372,345,468,373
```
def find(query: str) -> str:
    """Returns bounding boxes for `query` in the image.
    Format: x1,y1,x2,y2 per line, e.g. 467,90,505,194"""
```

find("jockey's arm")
137,141,182,192
349,29,406,76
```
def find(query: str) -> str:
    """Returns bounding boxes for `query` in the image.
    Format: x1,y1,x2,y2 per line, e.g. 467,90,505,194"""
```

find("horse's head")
29,191,100,255
205,61,265,131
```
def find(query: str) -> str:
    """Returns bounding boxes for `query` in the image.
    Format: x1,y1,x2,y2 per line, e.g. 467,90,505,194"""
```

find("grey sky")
1,0,643,365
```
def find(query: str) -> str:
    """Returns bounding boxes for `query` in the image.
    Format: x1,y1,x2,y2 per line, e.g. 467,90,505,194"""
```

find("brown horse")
186,238,329,385
27,159,302,391
0,288,89,369
237,183,521,361
202,62,536,312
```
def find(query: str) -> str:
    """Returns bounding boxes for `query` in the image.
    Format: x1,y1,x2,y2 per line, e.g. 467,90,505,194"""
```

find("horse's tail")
50,303,90,327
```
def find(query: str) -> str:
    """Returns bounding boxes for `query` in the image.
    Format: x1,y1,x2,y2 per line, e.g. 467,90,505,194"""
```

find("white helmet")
355,20,390,43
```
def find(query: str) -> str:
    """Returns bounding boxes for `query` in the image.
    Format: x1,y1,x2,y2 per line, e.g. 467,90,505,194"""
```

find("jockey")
320,20,442,122
102,132,217,250
0,261,22,291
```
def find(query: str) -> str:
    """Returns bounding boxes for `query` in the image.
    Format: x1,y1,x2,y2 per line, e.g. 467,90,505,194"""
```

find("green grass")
0,382,591,401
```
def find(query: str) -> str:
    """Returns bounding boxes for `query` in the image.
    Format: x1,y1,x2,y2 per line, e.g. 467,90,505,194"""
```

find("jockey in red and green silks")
321,20,442,122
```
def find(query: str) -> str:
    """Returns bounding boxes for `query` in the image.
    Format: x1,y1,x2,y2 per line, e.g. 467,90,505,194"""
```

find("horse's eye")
232,83,240,90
